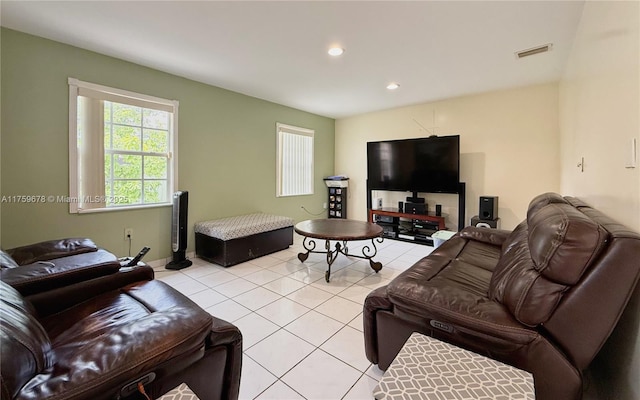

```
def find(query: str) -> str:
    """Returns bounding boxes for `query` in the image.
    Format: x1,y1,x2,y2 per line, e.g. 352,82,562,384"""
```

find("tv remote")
126,247,150,267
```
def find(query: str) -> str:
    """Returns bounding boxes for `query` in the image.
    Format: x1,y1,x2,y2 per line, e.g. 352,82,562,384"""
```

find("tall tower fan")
166,190,193,270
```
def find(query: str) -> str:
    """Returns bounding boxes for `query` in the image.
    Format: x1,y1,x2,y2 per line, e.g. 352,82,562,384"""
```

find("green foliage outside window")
104,101,170,206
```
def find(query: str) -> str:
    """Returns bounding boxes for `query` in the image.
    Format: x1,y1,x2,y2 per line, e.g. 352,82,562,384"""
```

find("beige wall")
559,2,640,399
560,1,640,232
0,29,335,260
335,83,560,231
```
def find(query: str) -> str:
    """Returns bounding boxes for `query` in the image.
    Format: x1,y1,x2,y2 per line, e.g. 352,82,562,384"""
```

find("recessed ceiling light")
386,83,400,90
328,47,345,57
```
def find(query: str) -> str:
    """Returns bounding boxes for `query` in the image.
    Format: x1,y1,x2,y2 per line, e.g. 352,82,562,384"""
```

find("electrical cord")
128,237,132,257
300,205,326,216
137,382,151,400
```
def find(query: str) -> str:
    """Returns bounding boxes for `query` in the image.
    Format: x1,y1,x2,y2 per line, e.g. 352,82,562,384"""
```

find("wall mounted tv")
367,135,460,194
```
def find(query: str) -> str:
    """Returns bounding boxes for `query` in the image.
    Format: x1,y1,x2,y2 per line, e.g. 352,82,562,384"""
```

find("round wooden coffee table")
294,219,384,282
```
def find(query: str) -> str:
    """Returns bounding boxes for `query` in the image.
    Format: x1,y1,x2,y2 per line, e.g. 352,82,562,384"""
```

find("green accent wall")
1,28,335,260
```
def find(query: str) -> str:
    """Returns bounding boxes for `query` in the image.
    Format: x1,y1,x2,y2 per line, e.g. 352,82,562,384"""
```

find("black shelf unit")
367,182,466,245
328,187,347,219
373,215,441,246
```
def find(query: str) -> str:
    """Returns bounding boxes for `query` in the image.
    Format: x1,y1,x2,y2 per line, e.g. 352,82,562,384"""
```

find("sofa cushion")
490,203,609,326
384,236,539,349
386,235,508,321
0,281,53,399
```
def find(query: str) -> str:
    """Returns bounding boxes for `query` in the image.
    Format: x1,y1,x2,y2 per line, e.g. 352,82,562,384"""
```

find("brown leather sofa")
364,193,640,400
1,265,243,400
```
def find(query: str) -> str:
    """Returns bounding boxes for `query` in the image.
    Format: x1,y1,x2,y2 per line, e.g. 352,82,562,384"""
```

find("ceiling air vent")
516,43,553,59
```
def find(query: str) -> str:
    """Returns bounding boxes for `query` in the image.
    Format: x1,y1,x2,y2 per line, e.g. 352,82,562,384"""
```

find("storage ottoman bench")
373,332,534,399
195,213,294,267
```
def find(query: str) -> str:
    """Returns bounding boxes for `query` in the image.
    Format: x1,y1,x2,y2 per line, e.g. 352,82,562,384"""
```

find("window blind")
277,123,314,197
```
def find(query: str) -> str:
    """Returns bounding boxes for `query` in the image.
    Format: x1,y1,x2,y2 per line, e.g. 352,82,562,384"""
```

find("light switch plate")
626,138,637,168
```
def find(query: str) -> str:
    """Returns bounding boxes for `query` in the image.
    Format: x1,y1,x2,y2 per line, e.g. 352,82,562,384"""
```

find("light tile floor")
154,234,434,400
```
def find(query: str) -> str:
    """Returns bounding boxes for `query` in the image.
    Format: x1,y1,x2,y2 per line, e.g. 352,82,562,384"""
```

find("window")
276,123,314,197
68,78,177,213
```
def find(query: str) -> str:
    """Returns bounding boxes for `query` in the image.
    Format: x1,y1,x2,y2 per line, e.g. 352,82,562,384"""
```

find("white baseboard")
146,258,167,269
146,251,196,270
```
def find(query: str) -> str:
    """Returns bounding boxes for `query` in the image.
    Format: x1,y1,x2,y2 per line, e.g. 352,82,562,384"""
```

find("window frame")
68,78,179,213
276,122,315,197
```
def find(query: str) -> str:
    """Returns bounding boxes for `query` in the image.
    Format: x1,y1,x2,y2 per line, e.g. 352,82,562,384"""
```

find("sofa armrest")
363,286,393,364
206,316,243,400
27,265,154,317
1,249,121,296
458,226,511,247
208,315,243,348
6,238,98,265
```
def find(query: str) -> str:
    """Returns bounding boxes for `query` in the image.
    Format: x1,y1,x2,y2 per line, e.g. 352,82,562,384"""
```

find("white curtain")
77,96,105,209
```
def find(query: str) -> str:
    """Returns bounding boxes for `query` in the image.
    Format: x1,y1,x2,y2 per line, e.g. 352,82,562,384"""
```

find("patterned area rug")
158,383,200,400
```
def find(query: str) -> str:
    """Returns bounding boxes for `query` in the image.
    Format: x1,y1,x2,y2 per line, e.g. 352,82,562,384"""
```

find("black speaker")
398,201,404,213
405,202,427,215
166,191,193,270
435,204,442,216
479,196,499,220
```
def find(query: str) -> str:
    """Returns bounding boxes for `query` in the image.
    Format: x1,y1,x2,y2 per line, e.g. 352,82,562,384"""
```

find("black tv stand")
367,183,466,232
368,208,445,246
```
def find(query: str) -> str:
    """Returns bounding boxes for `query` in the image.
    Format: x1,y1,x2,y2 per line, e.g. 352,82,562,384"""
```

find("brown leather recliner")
1,265,242,400
1,238,122,296
364,193,640,400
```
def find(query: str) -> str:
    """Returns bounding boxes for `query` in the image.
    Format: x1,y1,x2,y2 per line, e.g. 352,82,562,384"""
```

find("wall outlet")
323,202,328,209
124,228,133,240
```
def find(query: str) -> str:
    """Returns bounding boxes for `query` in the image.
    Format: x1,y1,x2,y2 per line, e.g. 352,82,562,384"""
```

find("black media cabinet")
368,208,446,245
366,182,466,242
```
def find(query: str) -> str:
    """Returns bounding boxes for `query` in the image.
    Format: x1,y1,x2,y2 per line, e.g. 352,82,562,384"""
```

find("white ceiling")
0,1,585,119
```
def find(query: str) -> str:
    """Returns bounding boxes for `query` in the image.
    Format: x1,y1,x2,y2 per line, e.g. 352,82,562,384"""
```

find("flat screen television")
367,135,460,194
